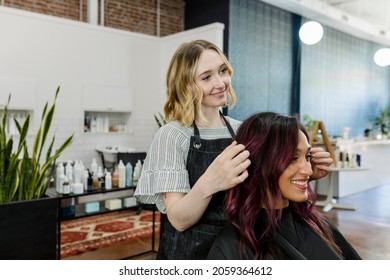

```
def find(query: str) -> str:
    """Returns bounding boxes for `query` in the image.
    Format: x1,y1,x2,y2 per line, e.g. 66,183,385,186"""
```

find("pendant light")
374,48,390,67
299,21,324,45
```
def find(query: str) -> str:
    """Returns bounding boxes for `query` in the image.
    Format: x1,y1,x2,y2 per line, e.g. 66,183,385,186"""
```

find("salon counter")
315,139,390,198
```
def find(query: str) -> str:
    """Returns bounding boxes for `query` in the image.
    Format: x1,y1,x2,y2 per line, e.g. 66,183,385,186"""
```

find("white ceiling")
325,0,390,29
260,0,390,46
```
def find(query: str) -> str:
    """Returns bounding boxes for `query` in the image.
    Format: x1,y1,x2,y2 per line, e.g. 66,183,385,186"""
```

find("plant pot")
0,196,58,260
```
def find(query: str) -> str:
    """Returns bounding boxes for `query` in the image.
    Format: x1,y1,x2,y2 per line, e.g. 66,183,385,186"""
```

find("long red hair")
225,112,342,259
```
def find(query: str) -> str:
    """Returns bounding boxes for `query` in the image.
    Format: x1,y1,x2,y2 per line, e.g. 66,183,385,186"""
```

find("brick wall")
3,0,184,36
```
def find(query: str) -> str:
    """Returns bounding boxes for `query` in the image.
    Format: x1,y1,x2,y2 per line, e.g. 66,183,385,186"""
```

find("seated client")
207,112,361,260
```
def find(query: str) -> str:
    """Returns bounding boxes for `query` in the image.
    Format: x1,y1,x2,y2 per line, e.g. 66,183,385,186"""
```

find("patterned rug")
60,209,160,258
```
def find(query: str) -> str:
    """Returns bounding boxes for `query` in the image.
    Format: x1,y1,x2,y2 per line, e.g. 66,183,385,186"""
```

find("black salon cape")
207,207,361,260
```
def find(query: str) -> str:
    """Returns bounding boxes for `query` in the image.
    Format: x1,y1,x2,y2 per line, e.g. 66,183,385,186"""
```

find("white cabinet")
0,78,36,134
82,83,133,112
82,83,133,133
84,111,130,133
0,78,36,110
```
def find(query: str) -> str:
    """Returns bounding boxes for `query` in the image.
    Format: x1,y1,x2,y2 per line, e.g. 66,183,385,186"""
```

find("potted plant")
302,114,314,134
372,107,390,138
0,86,73,259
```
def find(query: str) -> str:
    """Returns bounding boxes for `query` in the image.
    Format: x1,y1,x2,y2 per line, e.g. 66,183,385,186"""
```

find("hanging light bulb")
299,21,324,45
374,48,390,66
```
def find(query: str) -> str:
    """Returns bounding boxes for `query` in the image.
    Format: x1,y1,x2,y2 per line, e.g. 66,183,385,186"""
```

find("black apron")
157,113,236,259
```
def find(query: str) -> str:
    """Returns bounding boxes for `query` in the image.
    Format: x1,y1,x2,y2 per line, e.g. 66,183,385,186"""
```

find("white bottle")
80,161,85,176
57,173,66,194
62,177,70,195
133,160,142,183
65,162,73,193
103,114,109,133
96,116,103,133
56,163,65,193
91,158,98,176
118,160,126,188
66,161,73,182
105,171,112,189
83,170,89,191
73,161,82,184
72,183,84,194
91,115,97,133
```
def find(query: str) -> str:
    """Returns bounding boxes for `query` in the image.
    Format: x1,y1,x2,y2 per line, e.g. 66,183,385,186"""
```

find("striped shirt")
134,117,242,213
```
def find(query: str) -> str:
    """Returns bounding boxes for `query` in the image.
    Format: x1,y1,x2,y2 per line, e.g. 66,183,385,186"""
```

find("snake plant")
0,86,73,203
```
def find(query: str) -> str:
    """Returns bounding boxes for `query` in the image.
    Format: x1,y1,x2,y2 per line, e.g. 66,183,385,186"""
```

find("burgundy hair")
225,112,342,259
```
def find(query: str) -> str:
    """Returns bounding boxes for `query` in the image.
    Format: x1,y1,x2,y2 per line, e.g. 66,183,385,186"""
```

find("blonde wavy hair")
163,40,236,126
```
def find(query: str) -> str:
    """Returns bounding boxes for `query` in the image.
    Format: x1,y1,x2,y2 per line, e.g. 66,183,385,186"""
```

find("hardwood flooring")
319,184,390,260
63,184,390,260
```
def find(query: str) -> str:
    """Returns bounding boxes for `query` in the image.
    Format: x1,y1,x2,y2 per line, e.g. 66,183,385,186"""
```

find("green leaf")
0,85,73,202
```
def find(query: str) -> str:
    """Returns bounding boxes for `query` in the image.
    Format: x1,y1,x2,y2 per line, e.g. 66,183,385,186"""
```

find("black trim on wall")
291,14,302,116
184,0,230,55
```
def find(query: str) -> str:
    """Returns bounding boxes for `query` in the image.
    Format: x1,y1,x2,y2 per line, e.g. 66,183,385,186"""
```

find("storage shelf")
84,111,130,133
60,203,141,221
47,186,138,220
45,186,157,259
46,185,136,199
0,109,33,135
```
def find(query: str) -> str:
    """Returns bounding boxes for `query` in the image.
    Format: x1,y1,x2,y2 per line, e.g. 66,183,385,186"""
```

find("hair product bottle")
125,162,133,187
83,170,89,191
92,171,99,190
91,157,98,176
56,163,65,194
66,161,73,184
118,160,126,188
73,161,82,184
112,166,119,188
105,171,112,189
62,177,70,195
133,160,142,184
97,166,105,189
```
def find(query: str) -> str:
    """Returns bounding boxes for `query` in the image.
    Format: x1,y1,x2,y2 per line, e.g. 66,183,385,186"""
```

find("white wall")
160,23,224,77
0,6,224,169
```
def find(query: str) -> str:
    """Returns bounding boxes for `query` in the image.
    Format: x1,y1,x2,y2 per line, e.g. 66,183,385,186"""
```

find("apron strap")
192,124,202,149
220,112,236,139
193,111,235,149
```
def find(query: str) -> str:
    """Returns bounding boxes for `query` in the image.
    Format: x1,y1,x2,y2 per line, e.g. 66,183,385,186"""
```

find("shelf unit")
0,82,36,135
46,186,157,259
84,111,131,133
0,109,33,135
82,83,133,134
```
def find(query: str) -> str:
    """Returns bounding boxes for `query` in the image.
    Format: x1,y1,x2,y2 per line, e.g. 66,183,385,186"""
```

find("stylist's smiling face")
195,49,230,110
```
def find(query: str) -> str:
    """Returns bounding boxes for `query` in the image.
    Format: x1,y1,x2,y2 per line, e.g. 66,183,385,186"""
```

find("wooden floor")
319,184,390,260
63,184,390,260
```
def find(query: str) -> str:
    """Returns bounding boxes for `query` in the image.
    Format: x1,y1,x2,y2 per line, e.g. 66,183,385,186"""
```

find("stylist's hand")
203,141,251,193
310,147,333,180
